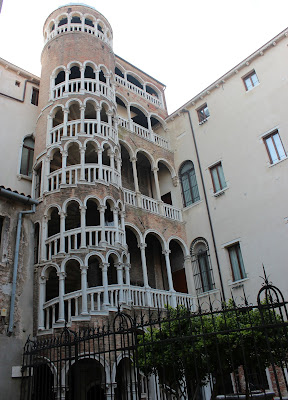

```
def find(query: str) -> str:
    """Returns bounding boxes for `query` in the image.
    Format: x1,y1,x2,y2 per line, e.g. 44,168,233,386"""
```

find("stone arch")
62,197,83,213
167,236,189,256
143,229,166,249
41,263,60,279
135,148,155,168
56,13,69,26
126,71,144,88
87,253,103,288
156,158,176,177
83,14,96,27
85,251,105,266
47,144,63,159
61,255,83,272
145,81,161,97
65,97,83,109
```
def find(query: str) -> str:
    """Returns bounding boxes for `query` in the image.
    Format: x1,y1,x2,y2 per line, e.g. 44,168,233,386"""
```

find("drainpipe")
181,109,226,302
0,188,39,335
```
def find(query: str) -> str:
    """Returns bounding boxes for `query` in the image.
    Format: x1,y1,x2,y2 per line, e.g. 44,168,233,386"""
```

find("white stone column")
57,271,66,323
147,115,152,131
116,263,124,304
59,211,66,254
100,263,110,308
64,70,70,94
96,106,101,134
63,107,69,137
47,114,53,146
41,215,48,261
107,109,113,128
80,265,89,315
80,105,85,134
124,263,132,304
95,70,100,95
138,243,149,288
80,205,86,248
80,66,85,92
97,148,103,180
162,249,175,292
128,106,133,131
80,148,85,181
152,167,161,201
130,157,140,193
43,156,50,193
120,211,126,246
105,73,110,88
61,150,67,184
112,207,120,245
99,205,107,246
38,276,46,330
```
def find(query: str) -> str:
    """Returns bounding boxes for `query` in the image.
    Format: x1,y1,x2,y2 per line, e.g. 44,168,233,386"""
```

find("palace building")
0,3,288,399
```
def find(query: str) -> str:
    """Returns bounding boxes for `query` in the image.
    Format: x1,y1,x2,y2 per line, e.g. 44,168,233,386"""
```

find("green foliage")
137,302,288,397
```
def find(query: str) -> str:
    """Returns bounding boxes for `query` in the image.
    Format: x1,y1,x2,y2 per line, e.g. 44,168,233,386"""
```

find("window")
210,162,227,193
263,130,286,164
179,161,200,207
15,80,20,87
20,136,34,177
197,103,210,124
31,87,39,106
243,70,259,91
191,238,215,294
227,242,246,281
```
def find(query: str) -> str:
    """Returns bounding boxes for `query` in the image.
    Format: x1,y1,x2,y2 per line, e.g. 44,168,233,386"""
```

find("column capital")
63,107,69,113
111,207,119,213
98,205,106,212
119,211,126,218
124,263,131,270
60,211,66,218
130,156,137,163
184,255,192,261
80,105,85,111
115,263,123,270
100,262,109,271
39,275,48,283
80,205,87,212
57,271,66,279
61,150,68,157
152,167,159,173
172,176,179,187
80,265,88,272
162,249,171,256
138,243,147,250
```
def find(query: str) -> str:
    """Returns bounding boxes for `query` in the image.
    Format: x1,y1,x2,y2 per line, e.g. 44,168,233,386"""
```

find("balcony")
49,119,118,145
115,75,164,108
119,116,169,150
41,285,196,330
45,226,125,260
47,164,121,192
51,79,115,103
124,189,182,222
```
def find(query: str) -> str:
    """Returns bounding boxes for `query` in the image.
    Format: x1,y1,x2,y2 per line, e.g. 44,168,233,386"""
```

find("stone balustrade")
118,116,169,150
41,285,196,330
123,188,182,222
115,75,163,108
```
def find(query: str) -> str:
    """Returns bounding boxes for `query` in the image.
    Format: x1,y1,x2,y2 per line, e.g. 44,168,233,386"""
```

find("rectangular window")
31,87,39,106
243,70,259,91
227,243,246,281
210,162,227,193
263,130,286,164
197,104,210,124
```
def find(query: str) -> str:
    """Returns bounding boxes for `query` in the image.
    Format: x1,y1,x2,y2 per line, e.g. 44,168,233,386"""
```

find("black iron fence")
21,276,288,400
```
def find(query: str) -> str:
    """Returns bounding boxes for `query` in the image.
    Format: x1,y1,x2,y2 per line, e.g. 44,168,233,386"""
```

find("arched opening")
84,65,95,79
116,96,128,120
108,255,117,285
34,163,42,198
49,21,55,32
65,201,80,231
104,201,114,226
150,116,164,135
48,208,60,237
49,149,62,172
115,358,135,400
191,238,215,294
68,359,105,400
85,142,98,164
102,144,110,166
146,85,159,98
145,233,168,290
158,162,173,205
67,143,80,166
99,69,106,83
100,104,108,122
58,16,68,27
55,70,65,86
20,136,34,177
65,259,81,294
68,103,80,121
85,101,96,119
136,152,153,198
97,23,104,33
115,67,124,78
86,199,100,226
120,144,134,191
169,240,187,293
130,106,148,128
71,15,81,24
87,255,102,287
179,161,200,207
69,66,81,80
125,228,143,287
52,107,64,126
127,74,143,89
85,18,94,27
34,222,40,264
31,363,54,400
46,267,59,301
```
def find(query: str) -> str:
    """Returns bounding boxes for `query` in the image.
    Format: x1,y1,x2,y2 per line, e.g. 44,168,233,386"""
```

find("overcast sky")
1,0,288,113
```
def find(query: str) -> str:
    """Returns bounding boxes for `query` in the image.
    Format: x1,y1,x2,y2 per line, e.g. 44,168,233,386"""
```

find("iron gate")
21,276,288,399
